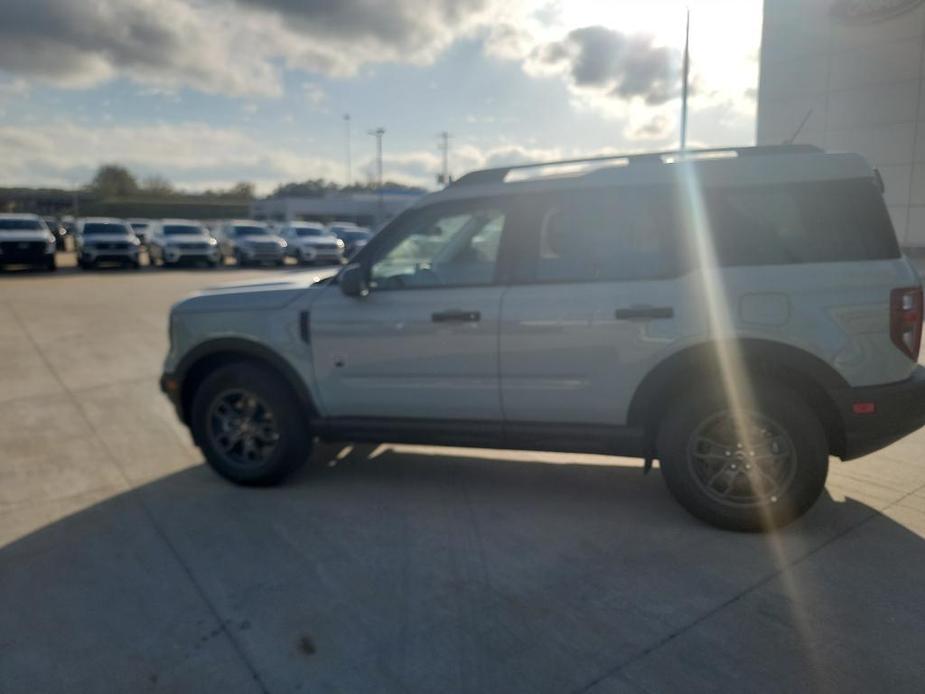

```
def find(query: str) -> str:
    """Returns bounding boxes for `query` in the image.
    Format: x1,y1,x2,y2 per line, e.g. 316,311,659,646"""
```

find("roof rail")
451,144,823,187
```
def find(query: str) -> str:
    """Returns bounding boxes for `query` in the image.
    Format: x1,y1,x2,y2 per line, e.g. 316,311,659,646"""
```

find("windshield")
82,223,130,235
233,226,268,236
341,229,371,241
163,225,204,236
130,222,149,230
294,228,327,237
0,219,43,231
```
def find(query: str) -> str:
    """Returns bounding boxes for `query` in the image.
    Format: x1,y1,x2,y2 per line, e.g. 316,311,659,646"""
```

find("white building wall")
757,0,925,247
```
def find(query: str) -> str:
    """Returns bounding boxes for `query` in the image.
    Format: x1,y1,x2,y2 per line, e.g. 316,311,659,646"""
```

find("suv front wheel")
191,362,313,485
657,382,829,531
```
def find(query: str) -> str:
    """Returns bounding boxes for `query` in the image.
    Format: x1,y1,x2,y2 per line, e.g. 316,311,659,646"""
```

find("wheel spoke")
687,410,795,507
208,389,280,467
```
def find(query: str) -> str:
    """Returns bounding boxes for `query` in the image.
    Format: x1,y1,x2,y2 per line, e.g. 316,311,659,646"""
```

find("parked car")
128,219,153,246
280,222,346,265
327,222,372,258
0,213,57,271
217,220,288,267
160,145,925,532
148,219,221,267
75,218,141,269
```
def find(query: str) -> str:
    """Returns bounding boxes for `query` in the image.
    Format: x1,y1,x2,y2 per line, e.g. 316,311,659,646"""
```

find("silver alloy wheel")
207,388,280,467
686,410,798,507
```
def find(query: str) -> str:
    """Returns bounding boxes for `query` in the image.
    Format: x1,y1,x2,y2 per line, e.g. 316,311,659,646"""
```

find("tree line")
88,165,255,199
87,165,428,200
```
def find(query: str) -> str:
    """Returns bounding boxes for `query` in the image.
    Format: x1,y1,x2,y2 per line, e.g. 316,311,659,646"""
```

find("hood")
239,234,284,243
164,234,212,242
0,230,52,243
172,267,339,314
82,234,135,243
296,236,339,247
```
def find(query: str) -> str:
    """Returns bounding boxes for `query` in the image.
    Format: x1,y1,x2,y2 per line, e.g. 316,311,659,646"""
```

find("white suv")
148,219,221,267
76,218,141,269
161,145,925,531
217,220,287,267
279,222,346,265
0,213,57,271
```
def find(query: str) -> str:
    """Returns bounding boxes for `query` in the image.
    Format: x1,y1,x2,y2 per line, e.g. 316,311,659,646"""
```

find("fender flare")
627,338,849,453
173,337,317,424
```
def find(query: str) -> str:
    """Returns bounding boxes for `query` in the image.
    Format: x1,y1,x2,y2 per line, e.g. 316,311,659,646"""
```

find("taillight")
890,286,923,360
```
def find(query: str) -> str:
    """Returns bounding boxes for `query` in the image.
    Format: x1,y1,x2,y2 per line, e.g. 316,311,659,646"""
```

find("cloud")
534,26,680,106
0,122,344,193
0,0,285,95
0,0,506,95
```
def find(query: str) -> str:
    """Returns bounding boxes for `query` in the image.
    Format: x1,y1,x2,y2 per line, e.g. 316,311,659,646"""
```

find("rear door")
500,186,684,426
310,197,511,420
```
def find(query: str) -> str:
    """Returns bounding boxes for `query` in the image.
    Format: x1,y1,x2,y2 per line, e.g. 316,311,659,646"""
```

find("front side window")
369,203,506,289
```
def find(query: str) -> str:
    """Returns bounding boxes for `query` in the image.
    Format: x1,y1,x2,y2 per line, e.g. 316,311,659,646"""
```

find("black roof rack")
451,144,823,187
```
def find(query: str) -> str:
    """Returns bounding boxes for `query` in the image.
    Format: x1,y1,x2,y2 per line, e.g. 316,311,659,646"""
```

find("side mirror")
339,263,368,297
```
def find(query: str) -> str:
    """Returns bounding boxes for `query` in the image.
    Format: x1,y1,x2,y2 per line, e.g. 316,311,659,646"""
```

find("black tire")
656,381,828,532
190,362,312,485
45,256,57,272
78,256,94,270
234,249,249,267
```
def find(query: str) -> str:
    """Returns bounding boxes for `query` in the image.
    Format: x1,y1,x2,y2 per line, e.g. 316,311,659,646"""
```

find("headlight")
131,237,141,246
278,239,287,248
335,239,345,249
46,235,56,252
208,237,218,246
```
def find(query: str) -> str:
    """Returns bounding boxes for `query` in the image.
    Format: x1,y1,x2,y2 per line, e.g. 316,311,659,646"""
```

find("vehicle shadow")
1,448,923,693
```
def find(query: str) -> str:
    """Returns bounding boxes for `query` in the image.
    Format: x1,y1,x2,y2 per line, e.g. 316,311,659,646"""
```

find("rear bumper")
834,366,925,459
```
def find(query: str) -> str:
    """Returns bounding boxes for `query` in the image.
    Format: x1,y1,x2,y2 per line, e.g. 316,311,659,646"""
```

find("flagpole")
680,7,690,151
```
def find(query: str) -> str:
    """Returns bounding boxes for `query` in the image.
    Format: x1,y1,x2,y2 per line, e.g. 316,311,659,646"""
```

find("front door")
310,198,511,420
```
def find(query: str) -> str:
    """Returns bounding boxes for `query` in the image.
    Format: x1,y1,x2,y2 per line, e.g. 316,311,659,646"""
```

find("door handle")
614,306,674,320
431,309,481,323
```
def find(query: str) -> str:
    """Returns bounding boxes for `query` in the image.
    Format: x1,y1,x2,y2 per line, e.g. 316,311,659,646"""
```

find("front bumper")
81,246,139,263
162,246,220,263
834,365,925,459
294,245,344,263
239,245,285,262
0,242,53,265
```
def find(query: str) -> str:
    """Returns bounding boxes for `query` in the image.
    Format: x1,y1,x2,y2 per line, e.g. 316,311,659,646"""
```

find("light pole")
437,131,450,186
679,7,690,151
368,127,385,222
343,113,352,187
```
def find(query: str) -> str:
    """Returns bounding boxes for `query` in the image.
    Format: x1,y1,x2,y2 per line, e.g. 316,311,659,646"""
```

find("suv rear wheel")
191,362,313,485
656,382,828,531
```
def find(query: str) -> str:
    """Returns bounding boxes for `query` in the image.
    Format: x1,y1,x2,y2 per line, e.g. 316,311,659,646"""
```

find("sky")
0,0,763,194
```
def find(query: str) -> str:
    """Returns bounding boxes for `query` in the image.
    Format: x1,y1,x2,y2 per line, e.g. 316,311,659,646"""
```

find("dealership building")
757,0,925,248
250,189,422,228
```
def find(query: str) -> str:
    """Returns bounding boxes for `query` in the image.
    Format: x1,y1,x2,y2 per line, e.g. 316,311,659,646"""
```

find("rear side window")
703,179,899,266
514,187,681,284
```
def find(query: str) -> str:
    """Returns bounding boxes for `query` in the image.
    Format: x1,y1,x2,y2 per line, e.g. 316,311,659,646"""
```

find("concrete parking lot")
1,254,925,693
